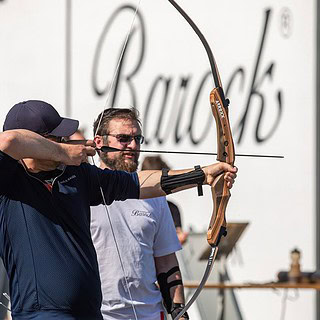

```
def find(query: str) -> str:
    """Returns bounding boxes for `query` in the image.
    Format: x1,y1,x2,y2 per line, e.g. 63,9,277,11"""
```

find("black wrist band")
194,165,203,196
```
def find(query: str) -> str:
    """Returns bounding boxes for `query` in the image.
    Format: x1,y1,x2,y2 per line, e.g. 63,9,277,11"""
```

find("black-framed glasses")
104,133,144,145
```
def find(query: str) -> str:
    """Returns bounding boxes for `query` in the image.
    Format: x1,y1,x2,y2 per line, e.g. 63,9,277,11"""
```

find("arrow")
97,146,284,159
63,140,284,159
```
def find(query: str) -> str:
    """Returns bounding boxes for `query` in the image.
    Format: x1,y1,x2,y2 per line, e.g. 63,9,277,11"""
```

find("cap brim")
49,117,79,137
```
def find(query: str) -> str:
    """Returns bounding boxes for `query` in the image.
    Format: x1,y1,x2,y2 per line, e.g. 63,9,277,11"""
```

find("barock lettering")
91,7,282,146
230,9,283,144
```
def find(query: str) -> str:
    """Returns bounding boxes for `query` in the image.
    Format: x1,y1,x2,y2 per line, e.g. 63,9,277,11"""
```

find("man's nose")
126,138,139,149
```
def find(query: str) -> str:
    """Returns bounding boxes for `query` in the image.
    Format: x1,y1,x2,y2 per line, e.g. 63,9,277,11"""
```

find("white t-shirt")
90,197,182,320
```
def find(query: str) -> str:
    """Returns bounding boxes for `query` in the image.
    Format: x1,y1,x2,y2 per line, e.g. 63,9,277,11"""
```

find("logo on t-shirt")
131,210,151,217
60,175,76,184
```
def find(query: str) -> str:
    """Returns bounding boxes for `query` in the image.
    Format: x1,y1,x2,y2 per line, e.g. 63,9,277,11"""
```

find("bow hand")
202,163,237,188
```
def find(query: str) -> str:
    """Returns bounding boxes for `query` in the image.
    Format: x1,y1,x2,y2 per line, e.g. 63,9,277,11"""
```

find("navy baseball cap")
3,100,79,137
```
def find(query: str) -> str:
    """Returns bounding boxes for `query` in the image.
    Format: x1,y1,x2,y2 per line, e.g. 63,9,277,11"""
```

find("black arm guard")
161,165,205,196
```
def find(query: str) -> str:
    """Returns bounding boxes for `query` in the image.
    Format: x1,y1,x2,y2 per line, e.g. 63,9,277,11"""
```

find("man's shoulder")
139,197,171,219
126,197,168,212
0,150,18,166
100,197,167,213
0,151,22,194
142,196,167,205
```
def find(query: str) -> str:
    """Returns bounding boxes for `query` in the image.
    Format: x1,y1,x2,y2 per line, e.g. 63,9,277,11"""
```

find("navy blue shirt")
0,151,139,319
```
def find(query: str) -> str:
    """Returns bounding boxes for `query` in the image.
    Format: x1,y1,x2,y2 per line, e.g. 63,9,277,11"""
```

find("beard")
99,151,139,173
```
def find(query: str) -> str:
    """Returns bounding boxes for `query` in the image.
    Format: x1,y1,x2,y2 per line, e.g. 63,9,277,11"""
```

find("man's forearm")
0,130,95,165
0,130,63,161
155,253,188,319
138,163,237,199
156,254,185,303
138,169,199,199
171,279,185,304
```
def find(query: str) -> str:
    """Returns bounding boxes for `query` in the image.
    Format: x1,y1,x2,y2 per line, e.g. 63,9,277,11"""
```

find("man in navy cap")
0,100,237,319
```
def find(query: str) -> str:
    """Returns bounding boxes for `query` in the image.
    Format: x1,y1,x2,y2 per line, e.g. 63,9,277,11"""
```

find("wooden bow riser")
209,88,235,165
207,88,235,247
207,174,230,246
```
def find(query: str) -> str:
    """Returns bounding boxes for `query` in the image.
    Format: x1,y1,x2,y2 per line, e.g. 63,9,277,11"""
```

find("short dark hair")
93,107,141,137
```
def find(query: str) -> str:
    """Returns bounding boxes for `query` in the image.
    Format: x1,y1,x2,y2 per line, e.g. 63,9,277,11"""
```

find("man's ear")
94,135,104,148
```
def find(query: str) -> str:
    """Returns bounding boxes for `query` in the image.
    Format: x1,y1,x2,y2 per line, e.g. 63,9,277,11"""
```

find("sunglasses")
105,133,145,145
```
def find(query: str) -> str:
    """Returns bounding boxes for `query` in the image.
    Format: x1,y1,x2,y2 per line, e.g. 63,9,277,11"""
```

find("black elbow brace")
157,266,189,319
157,266,182,313
160,165,205,196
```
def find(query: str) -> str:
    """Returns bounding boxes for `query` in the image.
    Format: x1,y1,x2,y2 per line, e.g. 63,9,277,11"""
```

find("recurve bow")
165,1,235,318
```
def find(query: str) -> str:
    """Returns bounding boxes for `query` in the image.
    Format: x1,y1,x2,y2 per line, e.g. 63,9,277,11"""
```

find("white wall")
0,0,316,319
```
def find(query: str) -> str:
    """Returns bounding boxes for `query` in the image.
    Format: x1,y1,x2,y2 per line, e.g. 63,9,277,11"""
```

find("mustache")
119,149,138,156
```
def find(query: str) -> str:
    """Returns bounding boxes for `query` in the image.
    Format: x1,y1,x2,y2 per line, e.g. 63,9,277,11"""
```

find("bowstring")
94,0,142,136
92,1,142,319
91,158,139,320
